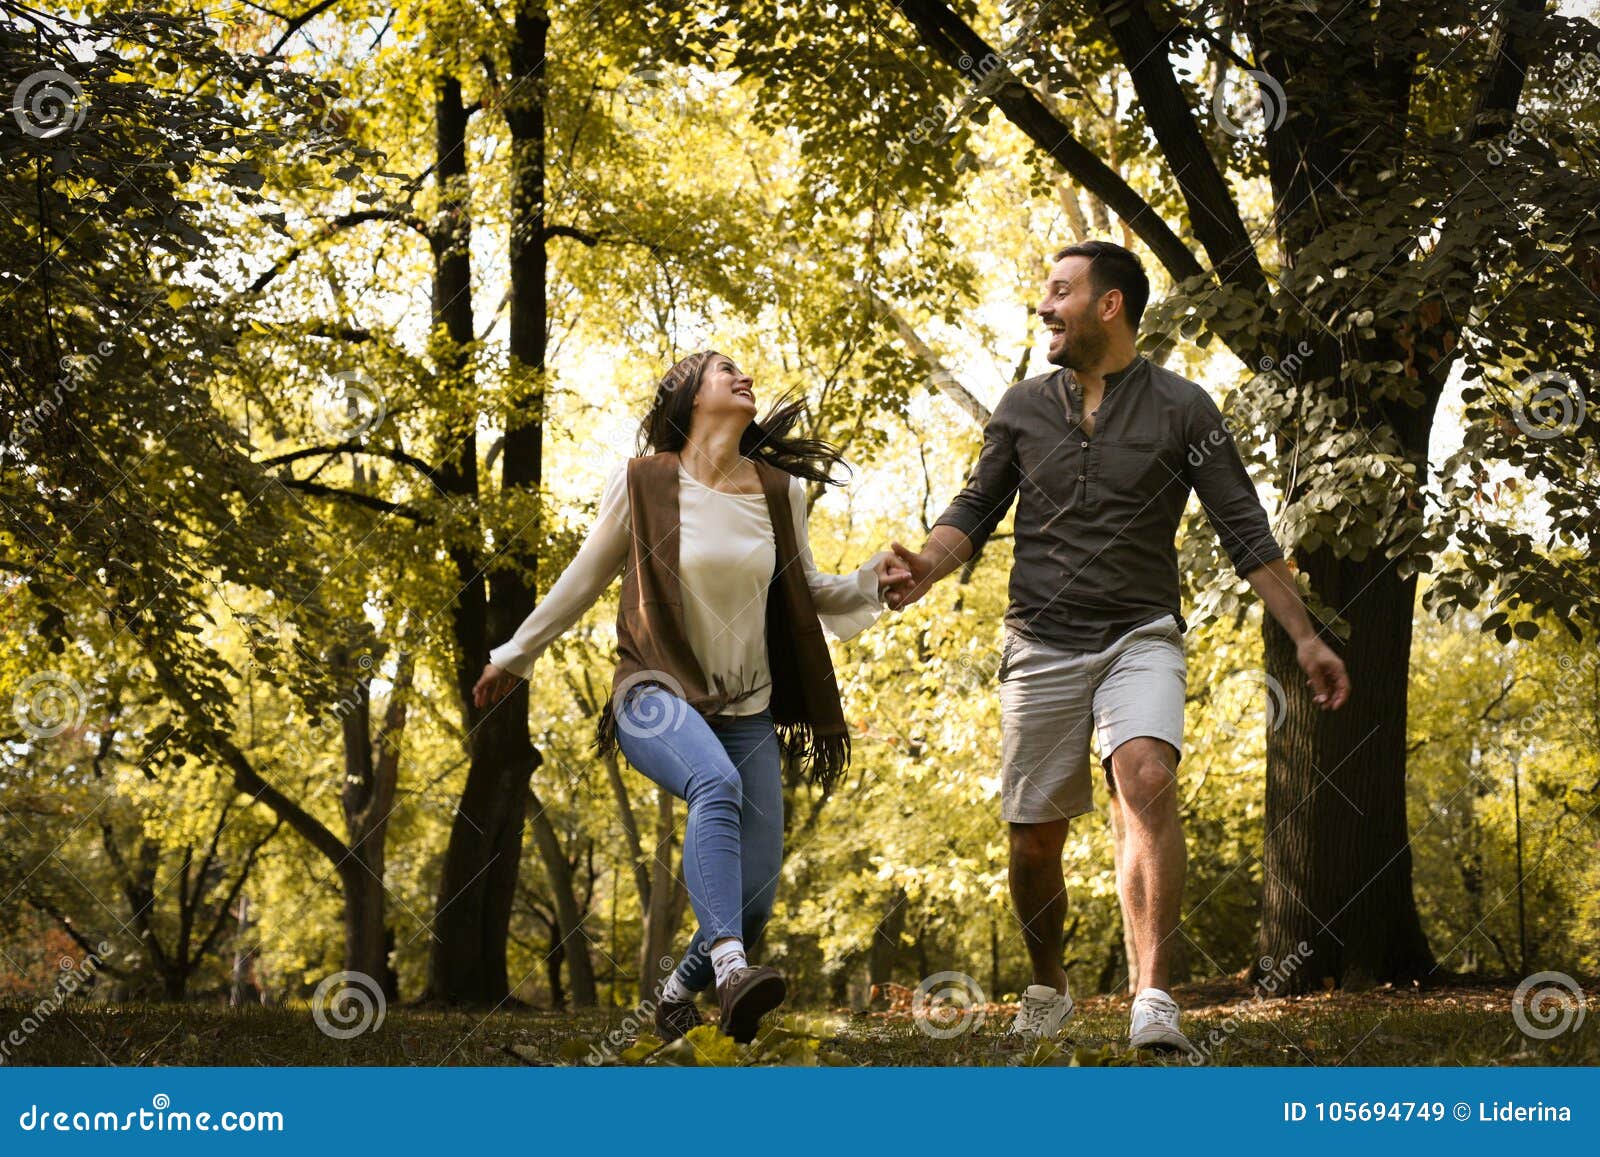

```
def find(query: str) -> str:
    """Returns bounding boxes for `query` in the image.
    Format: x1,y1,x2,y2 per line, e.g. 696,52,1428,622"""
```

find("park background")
2,0,1598,1065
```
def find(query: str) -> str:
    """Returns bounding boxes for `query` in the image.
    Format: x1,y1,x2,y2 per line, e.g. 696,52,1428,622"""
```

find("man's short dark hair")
1052,240,1149,332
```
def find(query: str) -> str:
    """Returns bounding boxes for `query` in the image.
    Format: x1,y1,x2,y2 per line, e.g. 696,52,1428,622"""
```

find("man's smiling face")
1037,254,1112,371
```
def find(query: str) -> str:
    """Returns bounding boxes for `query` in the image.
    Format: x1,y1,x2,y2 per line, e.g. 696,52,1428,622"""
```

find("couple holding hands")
471,240,1351,1053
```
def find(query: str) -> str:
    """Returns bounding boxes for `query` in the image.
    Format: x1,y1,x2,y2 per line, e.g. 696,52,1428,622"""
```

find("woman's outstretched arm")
472,465,630,706
785,476,905,642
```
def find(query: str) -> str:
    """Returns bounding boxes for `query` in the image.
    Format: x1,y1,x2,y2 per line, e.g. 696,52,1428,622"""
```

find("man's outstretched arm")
885,396,1020,610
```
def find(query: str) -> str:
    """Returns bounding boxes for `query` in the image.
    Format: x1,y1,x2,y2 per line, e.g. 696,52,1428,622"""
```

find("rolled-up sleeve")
1184,388,1284,578
932,397,1020,554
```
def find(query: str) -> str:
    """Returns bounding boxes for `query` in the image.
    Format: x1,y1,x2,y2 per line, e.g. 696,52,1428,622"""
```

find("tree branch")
258,441,439,481
268,0,341,55
249,210,429,293
218,739,351,867
193,819,282,967
272,476,432,523
1464,0,1550,141
23,895,128,977
891,0,1204,284
1095,0,1266,298
862,285,991,425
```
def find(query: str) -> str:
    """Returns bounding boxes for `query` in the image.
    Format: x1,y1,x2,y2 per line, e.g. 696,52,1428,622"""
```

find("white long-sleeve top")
488,462,888,715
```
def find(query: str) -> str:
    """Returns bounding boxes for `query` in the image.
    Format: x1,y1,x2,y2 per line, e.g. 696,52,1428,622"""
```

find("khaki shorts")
998,614,1187,823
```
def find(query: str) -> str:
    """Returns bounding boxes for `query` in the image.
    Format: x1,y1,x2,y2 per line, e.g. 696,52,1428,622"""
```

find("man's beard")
1047,320,1107,370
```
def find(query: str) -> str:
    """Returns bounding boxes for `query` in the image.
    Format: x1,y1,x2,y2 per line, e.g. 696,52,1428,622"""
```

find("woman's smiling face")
691,353,756,420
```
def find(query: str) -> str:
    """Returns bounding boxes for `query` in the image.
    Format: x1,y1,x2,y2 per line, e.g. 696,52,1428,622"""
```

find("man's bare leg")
1108,793,1140,993
1007,818,1070,992
1107,737,1185,992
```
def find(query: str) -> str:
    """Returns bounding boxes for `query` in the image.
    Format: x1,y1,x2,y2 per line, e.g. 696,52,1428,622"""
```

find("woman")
472,350,905,1044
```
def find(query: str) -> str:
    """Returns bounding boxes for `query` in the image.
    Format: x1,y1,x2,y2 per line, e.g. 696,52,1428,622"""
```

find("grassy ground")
4,977,1596,1067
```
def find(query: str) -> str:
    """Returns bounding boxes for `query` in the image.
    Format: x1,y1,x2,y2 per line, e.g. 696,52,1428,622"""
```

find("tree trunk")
1258,550,1435,989
526,786,597,1006
545,923,567,1009
425,3,552,1008
340,862,390,986
336,641,408,989
639,787,681,998
868,887,907,989
422,58,540,1006
230,894,255,1006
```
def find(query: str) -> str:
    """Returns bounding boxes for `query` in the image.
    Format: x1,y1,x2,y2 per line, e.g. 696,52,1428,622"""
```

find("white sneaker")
1129,987,1192,1053
1005,982,1075,1044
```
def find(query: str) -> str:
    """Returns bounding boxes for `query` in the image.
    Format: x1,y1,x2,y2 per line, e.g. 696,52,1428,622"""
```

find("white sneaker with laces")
1129,987,1192,1052
1005,982,1075,1043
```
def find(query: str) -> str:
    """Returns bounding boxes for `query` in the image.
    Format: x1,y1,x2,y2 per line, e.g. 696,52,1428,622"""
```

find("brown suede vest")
594,451,851,788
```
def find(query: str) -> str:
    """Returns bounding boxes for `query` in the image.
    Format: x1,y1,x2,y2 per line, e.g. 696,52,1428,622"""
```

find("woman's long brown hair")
635,350,849,485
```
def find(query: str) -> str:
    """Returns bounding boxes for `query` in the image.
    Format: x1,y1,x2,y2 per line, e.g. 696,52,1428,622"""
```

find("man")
884,240,1350,1052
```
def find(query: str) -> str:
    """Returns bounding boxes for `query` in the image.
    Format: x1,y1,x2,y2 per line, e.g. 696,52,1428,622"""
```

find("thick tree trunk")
425,5,552,1008
337,643,407,990
545,925,567,1009
1258,550,1435,989
1247,13,1442,987
421,59,540,1005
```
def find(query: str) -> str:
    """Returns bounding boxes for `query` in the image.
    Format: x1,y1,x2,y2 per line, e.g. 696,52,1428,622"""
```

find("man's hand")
471,662,523,709
872,552,914,601
1244,559,1352,710
883,525,976,610
884,542,936,610
1296,637,1350,710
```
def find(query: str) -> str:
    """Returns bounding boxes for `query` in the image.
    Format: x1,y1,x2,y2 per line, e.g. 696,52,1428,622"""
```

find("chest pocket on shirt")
1096,437,1163,495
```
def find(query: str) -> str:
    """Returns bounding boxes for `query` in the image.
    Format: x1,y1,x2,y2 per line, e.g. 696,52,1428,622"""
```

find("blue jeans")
614,686,784,993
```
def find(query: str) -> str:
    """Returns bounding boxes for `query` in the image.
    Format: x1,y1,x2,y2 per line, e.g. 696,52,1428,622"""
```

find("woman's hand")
872,551,914,602
471,663,523,709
